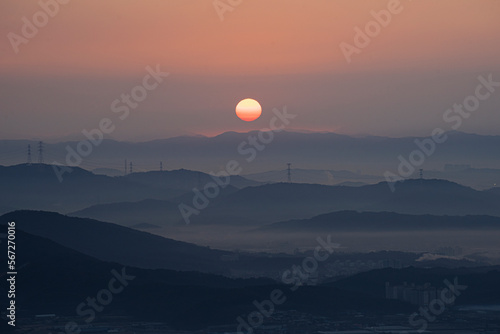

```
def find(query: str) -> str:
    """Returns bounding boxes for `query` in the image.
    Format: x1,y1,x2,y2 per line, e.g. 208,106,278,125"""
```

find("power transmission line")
27,145,32,165
37,141,44,164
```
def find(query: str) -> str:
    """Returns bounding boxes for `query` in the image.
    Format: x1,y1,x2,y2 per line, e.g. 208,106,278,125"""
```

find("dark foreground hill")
0,210,233,274
0,210,340,278
3,229,500,330
1,229,414,330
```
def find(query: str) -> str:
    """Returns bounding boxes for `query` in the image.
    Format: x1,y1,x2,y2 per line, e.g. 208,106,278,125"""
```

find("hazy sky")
1,0,499,141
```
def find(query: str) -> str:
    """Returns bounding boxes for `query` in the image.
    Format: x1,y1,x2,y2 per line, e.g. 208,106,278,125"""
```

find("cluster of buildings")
385,281,443,307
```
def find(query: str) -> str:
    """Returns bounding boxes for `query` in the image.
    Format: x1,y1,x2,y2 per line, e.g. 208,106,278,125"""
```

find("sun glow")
235,98,262,122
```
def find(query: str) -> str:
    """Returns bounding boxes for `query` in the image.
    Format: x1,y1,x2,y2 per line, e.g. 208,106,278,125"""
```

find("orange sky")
1,0,499,75
0,0,499,140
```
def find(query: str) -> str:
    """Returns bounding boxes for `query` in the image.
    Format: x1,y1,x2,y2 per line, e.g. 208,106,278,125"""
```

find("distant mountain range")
124,168,259,190
243,166,500,190
1,131,499,174
244,168,382,185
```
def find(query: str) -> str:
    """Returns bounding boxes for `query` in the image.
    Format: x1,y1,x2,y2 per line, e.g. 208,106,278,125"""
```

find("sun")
235,98,262,122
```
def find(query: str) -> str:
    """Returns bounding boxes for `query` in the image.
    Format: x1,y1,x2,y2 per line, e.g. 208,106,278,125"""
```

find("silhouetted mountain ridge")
189,178,500,225
71,198,184,226
0,164,258,214
258,210,500,232
1,228,416,329
0,164,184,213
0,210,232,274
1,130,499,173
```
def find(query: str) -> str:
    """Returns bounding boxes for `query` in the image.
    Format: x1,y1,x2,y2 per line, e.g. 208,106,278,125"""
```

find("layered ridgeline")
0,210,233,274
182,179,500,226
69,178,500,227
0,164,257,214
244,166,500,190
2,163,500,227
1,210,493,277
2,210,357,277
